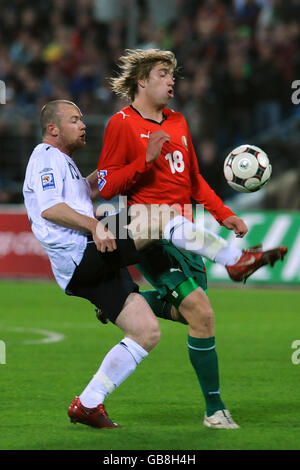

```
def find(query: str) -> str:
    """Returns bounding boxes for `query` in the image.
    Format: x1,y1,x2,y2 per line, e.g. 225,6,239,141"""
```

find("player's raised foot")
204,409,240,429
226,245,288,283
68,397,120,428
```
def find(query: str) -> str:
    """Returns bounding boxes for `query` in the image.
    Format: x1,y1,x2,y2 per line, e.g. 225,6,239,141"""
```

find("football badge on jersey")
41,173,55,190
97,170,107,191
182,136,188,150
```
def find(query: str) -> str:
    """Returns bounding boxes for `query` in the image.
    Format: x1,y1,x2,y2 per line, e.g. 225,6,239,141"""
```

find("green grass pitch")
0,280,299,450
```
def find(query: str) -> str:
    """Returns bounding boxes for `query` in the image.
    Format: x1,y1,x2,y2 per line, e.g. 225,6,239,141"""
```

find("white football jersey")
23,143,94,290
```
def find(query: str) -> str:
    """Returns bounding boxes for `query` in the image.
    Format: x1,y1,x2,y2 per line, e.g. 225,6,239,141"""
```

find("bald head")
40,100,86,156
40,100,81,137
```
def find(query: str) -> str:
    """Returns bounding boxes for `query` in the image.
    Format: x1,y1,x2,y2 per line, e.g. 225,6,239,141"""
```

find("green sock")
187,335,226,417
141,290,173,321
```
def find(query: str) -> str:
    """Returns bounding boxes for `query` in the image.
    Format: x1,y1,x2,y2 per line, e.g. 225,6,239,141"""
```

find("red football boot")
226,245,288,283
68,397,120,428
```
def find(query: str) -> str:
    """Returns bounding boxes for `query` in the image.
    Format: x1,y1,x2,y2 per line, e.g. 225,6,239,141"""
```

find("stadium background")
0,0,299,452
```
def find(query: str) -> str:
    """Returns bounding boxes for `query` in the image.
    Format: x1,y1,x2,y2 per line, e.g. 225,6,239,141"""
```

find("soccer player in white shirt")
23,100,166,428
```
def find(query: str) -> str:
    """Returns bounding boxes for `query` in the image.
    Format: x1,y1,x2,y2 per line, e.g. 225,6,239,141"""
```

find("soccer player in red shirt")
97,49,286,428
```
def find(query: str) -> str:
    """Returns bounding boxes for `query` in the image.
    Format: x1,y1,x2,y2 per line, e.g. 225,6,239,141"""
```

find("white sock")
214,245,242,266
79,337,148,408
163,215,242,265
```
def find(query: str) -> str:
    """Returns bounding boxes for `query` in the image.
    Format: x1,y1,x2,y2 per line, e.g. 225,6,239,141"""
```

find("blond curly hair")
110,49,177,102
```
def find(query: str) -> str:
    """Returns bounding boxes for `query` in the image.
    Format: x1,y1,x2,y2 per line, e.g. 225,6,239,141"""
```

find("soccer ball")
223,144,272,193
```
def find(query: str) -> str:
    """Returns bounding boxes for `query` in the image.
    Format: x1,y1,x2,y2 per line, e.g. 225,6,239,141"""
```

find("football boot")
68,397,120,428
226,245,287,283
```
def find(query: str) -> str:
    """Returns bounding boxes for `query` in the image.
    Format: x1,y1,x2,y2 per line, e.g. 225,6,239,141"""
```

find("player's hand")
222,215,248,238
93,221,117,252
146,130,170,163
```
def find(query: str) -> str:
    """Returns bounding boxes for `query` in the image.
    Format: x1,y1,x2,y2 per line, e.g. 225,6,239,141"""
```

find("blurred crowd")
1,0,300,205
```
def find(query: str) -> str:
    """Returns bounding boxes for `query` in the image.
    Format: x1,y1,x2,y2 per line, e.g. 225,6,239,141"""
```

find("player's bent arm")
41,203,117,252
98,159,151,200
192,177,248,237
186,128,235,224
41,202,98,233
97,115,152,199
98,129,167,200
192,173,235,224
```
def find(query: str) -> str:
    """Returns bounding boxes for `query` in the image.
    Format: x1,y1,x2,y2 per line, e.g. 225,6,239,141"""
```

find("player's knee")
198,304,215,330
179,289,215,331
132,294,161,350
189,305,214,331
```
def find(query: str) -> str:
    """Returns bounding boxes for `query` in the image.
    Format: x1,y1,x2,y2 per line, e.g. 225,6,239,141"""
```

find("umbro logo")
39,167,53,173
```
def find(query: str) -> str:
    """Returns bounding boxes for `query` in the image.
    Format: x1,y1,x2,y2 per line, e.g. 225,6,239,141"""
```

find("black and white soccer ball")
223,144,272,193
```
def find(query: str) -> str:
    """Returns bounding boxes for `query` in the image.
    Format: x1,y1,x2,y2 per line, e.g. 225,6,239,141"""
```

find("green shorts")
136,240,207,308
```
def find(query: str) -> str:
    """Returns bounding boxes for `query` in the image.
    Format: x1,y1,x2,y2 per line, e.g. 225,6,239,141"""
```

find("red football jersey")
97,105,234,224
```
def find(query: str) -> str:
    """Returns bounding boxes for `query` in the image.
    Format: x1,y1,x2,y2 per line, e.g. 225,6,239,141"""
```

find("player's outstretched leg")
98,205,288,285
158,209,288,283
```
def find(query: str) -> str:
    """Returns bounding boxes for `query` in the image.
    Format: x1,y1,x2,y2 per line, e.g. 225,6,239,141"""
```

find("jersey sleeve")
97,115,152,200
31,148,66,213
186,128,235,224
